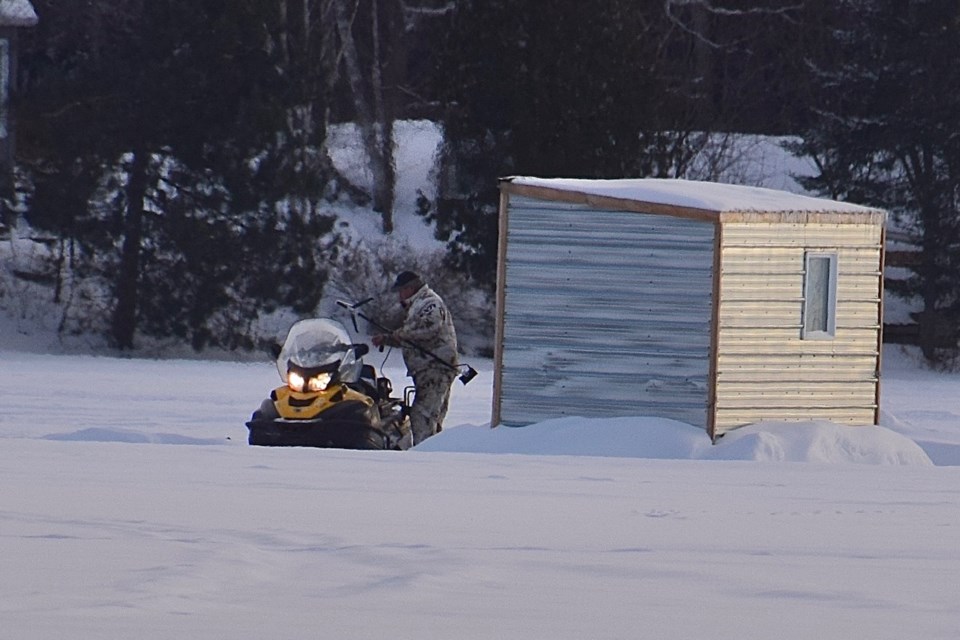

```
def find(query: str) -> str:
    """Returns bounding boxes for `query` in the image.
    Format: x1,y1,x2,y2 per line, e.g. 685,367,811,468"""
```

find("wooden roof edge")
499,178,887,226
499,179,721,223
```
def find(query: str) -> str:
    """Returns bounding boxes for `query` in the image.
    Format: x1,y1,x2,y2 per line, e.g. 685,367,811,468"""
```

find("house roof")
501,177,886,223
0,0,38,27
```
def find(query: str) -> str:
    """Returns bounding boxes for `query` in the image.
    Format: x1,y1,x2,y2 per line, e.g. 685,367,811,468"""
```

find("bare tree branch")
663,0,804,49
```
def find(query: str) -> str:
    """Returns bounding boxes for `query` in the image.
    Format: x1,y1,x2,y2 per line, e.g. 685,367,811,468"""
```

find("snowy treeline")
3,1,959,363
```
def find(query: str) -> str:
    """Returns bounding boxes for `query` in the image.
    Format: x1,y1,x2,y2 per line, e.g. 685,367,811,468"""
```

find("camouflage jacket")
394,285,458,377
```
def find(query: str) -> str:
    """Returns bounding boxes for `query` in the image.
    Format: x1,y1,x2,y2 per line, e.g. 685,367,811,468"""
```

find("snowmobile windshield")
276,319,354,383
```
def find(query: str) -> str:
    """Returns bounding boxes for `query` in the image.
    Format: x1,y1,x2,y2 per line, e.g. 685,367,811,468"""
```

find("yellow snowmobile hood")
272,384,373,420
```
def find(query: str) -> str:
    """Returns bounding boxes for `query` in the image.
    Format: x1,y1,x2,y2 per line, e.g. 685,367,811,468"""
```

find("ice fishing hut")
493,177,887,441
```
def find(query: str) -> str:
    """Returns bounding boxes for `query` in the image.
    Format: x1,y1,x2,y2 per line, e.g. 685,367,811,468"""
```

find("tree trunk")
332,0,395,232
111,148,150,350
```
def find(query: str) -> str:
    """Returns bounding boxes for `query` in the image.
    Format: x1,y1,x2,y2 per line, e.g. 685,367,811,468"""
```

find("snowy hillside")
2,126,870,356
0,121,451,355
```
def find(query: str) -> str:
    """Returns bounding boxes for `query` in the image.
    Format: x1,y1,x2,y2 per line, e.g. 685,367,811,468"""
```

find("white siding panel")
714,380,879,408
717,327,879,354
718,300,879,328
720,247,882,274
715,407,877,428
712,220,883,435
499,196,716,427
722,222,882,246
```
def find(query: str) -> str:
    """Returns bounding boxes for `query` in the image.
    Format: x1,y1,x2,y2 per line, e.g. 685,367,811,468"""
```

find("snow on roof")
0,0,38,27
505,176,884,216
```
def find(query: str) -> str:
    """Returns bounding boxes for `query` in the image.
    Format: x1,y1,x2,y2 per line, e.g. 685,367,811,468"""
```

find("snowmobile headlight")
287,370,332,392
307,372,332,392
288,371,306,392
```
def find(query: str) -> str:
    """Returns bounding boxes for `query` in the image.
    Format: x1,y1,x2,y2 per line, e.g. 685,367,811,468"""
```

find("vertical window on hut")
802,252,838,339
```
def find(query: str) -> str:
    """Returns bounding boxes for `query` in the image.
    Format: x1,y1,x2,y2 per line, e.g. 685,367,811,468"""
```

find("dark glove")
372,333,398,349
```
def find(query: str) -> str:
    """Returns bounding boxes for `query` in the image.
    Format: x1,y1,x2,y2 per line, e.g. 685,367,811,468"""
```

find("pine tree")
429,1,808,289
19,0,342,350
791,0,960,366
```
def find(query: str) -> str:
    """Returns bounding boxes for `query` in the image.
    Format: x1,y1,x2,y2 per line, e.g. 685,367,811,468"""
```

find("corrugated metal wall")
499,196,716,427
713,222,883,433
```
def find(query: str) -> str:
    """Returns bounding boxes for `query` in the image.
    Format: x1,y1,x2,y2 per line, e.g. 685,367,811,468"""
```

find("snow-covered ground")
3,125,955,638
2,340,959,640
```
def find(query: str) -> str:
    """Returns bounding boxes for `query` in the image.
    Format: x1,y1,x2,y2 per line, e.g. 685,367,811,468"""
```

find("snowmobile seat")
377,376,393,399
355,364,380,398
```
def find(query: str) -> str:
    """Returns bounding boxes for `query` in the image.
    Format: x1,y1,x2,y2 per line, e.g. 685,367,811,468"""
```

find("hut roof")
502,177,886,223
0,0,38,27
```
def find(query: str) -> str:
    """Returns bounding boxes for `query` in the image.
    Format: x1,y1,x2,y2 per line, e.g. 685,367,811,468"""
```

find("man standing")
371,271,458,445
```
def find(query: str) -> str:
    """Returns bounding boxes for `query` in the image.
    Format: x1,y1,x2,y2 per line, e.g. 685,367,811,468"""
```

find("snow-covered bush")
323,236,494,357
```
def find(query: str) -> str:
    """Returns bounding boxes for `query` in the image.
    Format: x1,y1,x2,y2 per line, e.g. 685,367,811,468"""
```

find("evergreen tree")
431,1,665,288
791,0,960,366
430,1,807,289
19,0,341,350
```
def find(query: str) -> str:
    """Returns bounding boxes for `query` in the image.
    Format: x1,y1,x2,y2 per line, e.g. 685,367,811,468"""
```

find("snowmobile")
246,318,413,450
